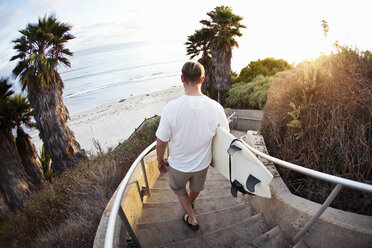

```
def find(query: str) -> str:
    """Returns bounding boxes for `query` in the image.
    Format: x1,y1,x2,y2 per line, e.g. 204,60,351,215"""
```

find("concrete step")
139,194,251,223
293,240,309,248
249,226,291,248
144,186,232,203
136,203,255,247
161,213,269,248
239,245,254,248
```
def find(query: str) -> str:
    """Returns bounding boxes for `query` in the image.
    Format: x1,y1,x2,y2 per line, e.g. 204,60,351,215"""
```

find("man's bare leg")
189,190,199,206
177,194,198,226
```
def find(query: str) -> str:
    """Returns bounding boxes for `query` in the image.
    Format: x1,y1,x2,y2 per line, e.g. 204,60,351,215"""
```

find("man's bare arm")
156,138,168,173
156,138,168,161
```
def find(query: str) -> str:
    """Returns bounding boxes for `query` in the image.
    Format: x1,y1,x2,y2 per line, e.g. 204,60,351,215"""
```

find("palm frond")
0,78,14,100
200,6,245,49
9,94,34,128
0,78,17,131
11,13,75,90
185,28,214,60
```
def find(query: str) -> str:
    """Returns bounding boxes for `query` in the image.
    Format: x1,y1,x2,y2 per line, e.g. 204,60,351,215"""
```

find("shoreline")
29,86,184,154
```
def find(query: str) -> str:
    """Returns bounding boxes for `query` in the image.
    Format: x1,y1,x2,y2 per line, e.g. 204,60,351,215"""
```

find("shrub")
38,145,55,182
0,117,160,247
225,75,275,109
235,57,292,83
261,47,372,215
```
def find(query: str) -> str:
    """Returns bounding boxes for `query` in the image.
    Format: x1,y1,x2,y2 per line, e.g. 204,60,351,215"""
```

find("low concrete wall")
225,108,263,131
244,131,372,248
93,150,160,248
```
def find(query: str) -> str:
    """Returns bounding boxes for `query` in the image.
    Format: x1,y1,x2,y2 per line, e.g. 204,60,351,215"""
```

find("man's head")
181,61,205,85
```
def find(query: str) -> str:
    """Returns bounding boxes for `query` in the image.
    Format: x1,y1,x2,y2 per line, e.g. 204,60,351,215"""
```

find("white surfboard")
212,126,273,198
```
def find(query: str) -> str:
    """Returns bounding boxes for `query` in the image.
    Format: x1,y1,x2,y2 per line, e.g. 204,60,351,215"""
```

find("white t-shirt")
156,94,229,172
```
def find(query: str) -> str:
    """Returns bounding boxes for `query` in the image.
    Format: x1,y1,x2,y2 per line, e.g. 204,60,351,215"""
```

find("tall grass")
261,47,372,215
0,117,160,247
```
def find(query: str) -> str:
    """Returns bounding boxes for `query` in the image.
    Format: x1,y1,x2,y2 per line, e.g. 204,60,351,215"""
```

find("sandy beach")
29,86,184,154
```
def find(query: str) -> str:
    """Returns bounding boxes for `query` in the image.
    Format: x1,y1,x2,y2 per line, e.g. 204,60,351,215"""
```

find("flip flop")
183,214,199,231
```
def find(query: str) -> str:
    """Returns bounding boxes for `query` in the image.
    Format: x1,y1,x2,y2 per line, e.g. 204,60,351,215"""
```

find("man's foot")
183,214,199,231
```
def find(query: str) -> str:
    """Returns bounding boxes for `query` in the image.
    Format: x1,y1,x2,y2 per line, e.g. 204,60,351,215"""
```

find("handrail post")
293,183,343,241
118,206,142,248
141,158,151,197
104,141,156,248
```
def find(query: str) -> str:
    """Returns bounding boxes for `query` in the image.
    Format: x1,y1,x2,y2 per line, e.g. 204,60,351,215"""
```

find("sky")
1,0,372,77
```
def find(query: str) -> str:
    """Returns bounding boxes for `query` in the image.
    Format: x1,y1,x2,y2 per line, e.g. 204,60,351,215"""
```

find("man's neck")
184,84,203,96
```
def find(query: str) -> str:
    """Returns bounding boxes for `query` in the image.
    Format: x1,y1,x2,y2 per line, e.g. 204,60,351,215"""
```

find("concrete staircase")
135,166,295,248
95,118,370,248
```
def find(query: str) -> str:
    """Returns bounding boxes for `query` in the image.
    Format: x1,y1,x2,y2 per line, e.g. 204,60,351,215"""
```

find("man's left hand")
158,160,168,174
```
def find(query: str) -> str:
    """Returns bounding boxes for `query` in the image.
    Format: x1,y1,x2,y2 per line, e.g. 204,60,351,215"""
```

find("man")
156,61,229,231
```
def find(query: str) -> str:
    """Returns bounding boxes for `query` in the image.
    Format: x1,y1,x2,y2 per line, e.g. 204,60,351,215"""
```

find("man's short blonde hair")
181,61,205,84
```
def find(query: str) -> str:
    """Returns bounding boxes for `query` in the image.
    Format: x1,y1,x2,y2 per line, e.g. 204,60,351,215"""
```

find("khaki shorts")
168,166,209,196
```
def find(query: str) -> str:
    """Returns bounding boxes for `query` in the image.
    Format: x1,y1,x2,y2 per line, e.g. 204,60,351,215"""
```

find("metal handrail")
227,112,237,120
237,116,262,121
104,141,157,248
240,135,372,241
240,136,372,193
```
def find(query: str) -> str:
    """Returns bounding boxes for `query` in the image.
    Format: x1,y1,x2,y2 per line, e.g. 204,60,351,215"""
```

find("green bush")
235,57,292,83
261,47,372,215
225,75,275,109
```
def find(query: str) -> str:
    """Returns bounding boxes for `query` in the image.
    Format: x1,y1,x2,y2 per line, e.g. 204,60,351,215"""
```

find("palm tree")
0,78,32,213
11,14,86,174
0,79,13,219
10,94,45,187
185,28,214,96
201,6,246,103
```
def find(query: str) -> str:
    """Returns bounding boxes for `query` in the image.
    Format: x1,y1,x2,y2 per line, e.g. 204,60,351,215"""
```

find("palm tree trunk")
28,73,86,175
0,131,32,212
16,128,45,187
0,189,11,220
199,56,214,97
217,91,222,104
211,44,232,104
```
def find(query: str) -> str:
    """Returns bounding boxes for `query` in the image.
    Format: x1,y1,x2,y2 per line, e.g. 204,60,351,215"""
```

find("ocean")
59,39,187,116
4,38,246,118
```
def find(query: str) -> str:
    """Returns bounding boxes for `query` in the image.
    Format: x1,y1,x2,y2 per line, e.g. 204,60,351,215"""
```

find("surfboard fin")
246,174,261,193
231,184,238,197
231,180,247,197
